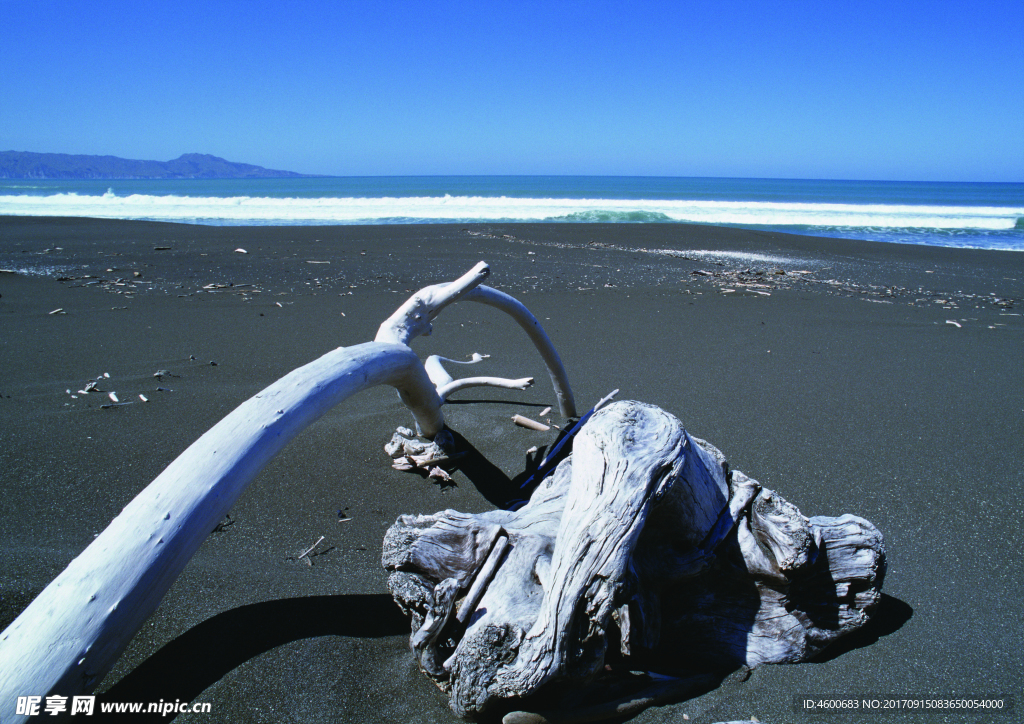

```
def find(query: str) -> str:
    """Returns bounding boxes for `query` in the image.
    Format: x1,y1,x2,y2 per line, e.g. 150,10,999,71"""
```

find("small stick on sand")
298,536,325,560
512,414,549,432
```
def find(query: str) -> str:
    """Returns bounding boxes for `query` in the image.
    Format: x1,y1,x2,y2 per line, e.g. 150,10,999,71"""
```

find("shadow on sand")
810,593,914,664
99,424,912,723
97,594,407,720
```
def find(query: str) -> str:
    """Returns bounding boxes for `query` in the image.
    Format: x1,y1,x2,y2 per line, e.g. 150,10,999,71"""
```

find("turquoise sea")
1,176,1021,251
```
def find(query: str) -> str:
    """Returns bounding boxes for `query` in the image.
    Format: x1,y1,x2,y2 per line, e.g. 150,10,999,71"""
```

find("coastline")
3,176,1022,252
2,217,1022,722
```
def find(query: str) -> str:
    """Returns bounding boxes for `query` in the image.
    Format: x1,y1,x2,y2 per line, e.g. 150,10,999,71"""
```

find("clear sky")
2,0,1022,181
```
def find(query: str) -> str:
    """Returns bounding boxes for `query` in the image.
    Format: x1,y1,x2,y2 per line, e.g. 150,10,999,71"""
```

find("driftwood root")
384,400,885,720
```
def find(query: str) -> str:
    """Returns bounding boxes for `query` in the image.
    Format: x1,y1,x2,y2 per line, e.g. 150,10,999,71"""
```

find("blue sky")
2,0,1022,181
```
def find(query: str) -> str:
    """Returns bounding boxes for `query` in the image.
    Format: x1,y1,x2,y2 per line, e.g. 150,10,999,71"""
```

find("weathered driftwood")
0,262,574,717
425,353,535,403
376,264,575,418
384,401,886,721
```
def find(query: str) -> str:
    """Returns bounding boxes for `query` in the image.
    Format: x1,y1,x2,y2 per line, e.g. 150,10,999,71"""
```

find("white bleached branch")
423,353,490,390
425,353,534,402
376,262,492,345
0,342,441,708
378,263,577,418
460,286,576,418
437,375,535,402
0,262,575,718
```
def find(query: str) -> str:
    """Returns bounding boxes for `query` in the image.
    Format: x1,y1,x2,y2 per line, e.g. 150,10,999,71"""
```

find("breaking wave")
1,192,1020,227
553,210,675,223
1,190,1022,250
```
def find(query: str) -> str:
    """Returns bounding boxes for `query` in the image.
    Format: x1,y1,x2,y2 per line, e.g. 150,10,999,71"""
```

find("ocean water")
1,176,1021,251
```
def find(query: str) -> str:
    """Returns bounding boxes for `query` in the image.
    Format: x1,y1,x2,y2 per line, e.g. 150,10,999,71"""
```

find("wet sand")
1,217,1022,723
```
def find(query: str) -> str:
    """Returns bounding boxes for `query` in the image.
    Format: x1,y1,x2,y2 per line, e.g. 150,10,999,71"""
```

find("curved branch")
0,262,578,718
438,376,535,402
463,286,577,418
425,354,534,402
0,342,441,707
377,265,576,417
423,353,489,391
376,262,491,345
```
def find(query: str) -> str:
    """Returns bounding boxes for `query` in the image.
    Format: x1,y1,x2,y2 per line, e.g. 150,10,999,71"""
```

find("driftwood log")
384,401,886,722
0,259,885,724
0,262,575,719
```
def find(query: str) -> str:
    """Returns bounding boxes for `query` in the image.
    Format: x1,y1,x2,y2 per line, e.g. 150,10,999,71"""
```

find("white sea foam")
0,265,75,277
677,250,794,264
0,192,1021,231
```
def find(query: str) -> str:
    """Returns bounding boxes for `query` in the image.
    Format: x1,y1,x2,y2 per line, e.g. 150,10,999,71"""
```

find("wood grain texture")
385,401,886,721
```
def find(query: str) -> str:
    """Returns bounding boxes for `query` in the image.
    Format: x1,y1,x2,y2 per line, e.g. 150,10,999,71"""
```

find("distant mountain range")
0,151,311,179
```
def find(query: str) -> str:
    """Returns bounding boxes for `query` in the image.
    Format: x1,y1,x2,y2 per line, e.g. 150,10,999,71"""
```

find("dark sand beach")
2,217,1022,723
